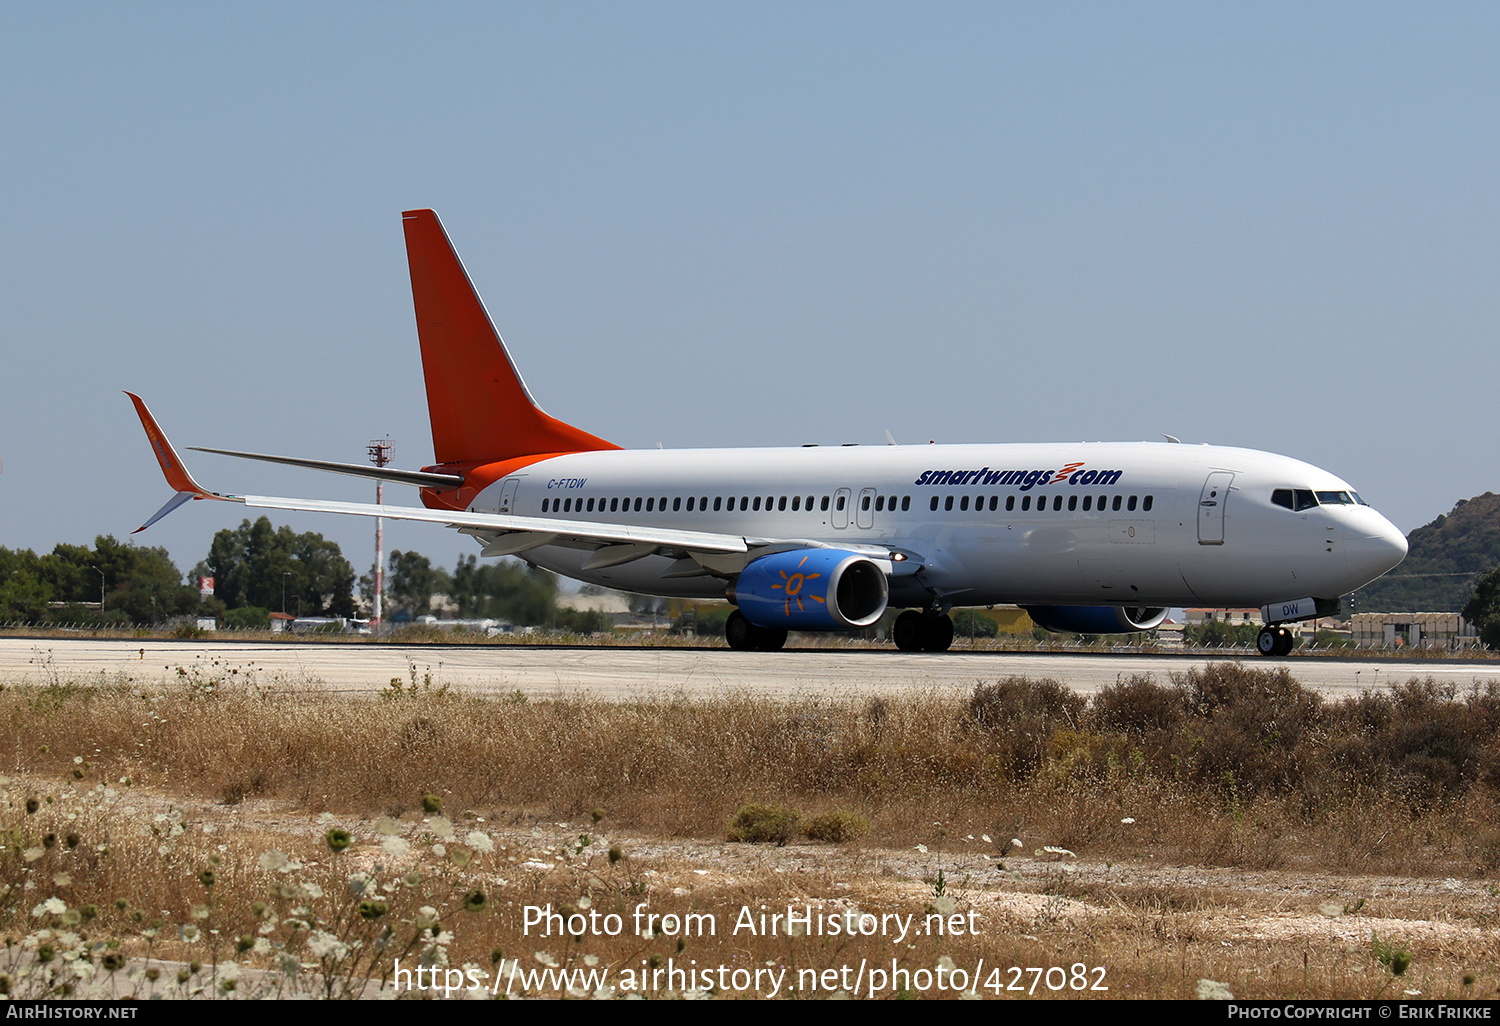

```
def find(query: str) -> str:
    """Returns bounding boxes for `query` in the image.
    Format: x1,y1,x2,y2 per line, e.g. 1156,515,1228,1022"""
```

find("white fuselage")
463,441,1406,610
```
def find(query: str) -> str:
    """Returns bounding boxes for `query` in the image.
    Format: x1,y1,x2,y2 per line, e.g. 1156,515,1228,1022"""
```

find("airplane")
128,209,1408,656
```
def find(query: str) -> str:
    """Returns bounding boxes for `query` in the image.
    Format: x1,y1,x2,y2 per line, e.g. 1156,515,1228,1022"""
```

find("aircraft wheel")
725,610,755,651
1257,626,1278,656
921,613,954,653
1273,626,1294,656
893,610,925,651
756,628,788,651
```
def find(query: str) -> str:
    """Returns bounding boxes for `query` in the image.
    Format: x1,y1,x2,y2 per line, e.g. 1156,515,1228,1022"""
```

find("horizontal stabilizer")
188,446,464,489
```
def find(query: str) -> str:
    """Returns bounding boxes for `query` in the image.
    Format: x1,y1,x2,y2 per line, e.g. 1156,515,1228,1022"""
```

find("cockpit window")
1351,492,1368,506
1293,489,1318,511
1272,489,1293,510
1316,490,1355,505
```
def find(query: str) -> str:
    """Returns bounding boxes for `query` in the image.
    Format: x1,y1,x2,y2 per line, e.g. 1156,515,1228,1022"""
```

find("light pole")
92,566,105,618
368,438,392,632
282,572,290,616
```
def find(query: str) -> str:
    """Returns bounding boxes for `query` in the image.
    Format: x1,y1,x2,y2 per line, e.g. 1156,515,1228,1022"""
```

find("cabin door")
1197,472,1234,545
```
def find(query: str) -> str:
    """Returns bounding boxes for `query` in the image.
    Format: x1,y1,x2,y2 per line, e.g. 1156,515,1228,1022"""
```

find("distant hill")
1354,492,1500,613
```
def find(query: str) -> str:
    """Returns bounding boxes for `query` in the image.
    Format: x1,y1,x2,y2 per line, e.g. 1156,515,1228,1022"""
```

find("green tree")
1461,566,1500,650
385,549,452,620
206,517,356,618
5,536,206,626
447,553,557,625
952,609,1000,638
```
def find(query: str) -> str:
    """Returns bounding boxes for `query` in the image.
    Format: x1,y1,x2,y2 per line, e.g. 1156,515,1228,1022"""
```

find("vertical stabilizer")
401,209,619,465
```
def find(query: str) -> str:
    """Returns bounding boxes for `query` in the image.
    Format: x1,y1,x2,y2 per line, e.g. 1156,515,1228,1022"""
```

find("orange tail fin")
402,209,619,465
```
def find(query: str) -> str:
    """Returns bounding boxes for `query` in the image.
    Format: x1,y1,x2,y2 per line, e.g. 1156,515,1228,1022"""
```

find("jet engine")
1023,605,1169,634
728,549,888,630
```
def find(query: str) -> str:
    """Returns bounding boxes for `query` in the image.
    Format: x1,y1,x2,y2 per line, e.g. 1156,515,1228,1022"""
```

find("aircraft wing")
128,392,896,576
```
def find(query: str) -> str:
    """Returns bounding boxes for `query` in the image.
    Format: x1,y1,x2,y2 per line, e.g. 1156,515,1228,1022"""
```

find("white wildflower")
375,816,401,836
535,951,558,967
380,836,410,858
428,816,455,840
307,931,349,960
465,831,494,853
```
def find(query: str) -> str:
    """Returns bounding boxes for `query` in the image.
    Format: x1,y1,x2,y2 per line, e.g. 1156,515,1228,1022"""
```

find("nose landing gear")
1256,624,1295,657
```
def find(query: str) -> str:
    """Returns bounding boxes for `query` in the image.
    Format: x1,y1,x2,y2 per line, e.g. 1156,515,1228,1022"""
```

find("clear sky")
2,3,1496,579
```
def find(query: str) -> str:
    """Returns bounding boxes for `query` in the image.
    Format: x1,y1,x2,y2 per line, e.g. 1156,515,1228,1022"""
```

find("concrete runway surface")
1,637,1496,700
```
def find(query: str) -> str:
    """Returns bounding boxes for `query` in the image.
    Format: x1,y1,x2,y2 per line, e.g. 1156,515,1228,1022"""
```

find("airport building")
1350,611,1479,650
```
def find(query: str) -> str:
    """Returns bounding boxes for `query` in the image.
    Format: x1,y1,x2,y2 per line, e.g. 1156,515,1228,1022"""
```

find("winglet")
125,392,223,531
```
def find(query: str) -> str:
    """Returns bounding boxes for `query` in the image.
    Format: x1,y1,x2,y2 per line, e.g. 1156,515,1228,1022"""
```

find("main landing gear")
892,609,955,653
725,610,788,651
1257,624,1295,657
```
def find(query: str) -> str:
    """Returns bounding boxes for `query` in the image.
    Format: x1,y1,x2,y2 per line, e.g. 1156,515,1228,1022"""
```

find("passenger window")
1053,495,1063,511
1006,495,1015,511
988,496,997,511
646,498,654,512
821,496,830,511
930,496,939,511
1022,496,1031,511
1127,495,1137,512
1143,495,1153,512
794,495,803,512
1082,495,1092,511
634,498,643,512
859,495,868,511
686,497,695,511
945,496,954,511
610,498,620,512
660,496,667,509
673,497,681,511
1068,495,1078,511
588,498,597,512
1036,495,1045,510
1112,495,1122,511
836,495,846,511
779,496,788,511
902,496,911,511
875,496,884,512
701,496,709,509
960,496,969,511
753,497,761,511
713,497,722,512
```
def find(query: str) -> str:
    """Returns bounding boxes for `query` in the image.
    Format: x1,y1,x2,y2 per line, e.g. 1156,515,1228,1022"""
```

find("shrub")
965,677,1086,781
803,810,870,844
727,803,800,845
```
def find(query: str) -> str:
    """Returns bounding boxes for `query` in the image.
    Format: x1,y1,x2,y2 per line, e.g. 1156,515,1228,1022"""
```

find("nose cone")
1347,513,1408,586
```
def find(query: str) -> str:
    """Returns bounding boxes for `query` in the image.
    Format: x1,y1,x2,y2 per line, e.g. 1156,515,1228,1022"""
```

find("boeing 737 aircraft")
129,209,1407,655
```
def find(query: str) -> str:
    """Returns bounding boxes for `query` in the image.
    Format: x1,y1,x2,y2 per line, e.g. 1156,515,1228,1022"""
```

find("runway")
2,637,1495,700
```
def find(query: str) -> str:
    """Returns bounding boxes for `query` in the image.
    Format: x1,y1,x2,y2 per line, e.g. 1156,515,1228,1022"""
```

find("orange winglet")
126,392,223,531
402,209,621,465
126,392,211,496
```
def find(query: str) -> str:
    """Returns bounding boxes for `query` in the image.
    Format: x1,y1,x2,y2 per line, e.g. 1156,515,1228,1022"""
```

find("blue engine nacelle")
728,549,888,631
1024,605,1169,634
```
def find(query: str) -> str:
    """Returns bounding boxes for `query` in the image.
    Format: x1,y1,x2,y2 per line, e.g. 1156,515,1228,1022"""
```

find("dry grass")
1,663,1499,999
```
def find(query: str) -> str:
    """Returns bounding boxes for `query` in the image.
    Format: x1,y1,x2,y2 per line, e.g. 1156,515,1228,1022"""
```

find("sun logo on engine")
772,556,825,617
